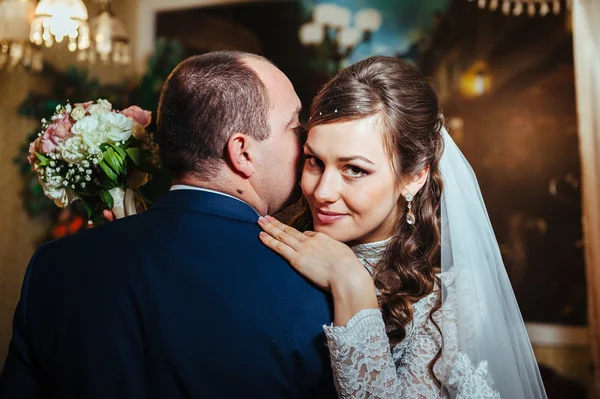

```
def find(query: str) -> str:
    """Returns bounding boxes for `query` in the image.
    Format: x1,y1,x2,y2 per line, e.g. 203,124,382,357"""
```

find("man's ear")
226,133,255,178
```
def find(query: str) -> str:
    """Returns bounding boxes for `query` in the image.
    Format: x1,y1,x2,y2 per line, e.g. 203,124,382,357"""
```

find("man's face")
248,59,303,215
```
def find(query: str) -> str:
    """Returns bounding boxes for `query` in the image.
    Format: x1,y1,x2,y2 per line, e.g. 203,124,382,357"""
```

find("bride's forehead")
307,119,386,154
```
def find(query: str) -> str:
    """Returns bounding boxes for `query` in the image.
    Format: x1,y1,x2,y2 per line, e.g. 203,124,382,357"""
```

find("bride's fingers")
304,231,317,238
264,216,307,242
259,232,297,263
258,216,302,248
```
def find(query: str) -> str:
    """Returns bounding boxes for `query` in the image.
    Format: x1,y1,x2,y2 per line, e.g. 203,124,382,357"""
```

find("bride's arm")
257,216,439,398
323,308,402,398
257,215,378,325
324,296,449,399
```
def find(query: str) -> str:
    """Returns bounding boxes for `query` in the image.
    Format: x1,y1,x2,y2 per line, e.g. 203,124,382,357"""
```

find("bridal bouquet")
27,99,159,221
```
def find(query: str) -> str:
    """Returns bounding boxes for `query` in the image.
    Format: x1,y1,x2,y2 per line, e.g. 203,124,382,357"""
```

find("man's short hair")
156,51,272,179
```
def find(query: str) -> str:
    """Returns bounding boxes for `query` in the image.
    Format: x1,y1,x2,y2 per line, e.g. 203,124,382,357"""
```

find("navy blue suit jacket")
0,189,335,398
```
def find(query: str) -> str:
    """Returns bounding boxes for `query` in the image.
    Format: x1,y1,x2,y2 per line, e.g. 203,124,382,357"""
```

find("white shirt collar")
170,185,259,215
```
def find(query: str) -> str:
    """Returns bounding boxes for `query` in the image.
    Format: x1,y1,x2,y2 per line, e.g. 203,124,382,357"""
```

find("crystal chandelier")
469,0,573,16
29,0,90,52
0,0,43,72
298,3,382,74
78,0,130,65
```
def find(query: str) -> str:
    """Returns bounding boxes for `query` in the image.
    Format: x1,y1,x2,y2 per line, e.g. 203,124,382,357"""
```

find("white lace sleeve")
323,308,402,398
323,288,502,399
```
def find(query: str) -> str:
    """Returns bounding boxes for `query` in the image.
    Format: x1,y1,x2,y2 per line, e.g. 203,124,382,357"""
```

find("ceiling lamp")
78,0,130,64
0,0,43,72
29,0,90,52
469,0,572,17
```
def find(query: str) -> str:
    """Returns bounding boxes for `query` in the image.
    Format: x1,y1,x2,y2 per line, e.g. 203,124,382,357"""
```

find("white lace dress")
323,239,502,399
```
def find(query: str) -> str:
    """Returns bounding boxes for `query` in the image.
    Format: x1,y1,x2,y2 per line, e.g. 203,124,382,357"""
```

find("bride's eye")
305,155,323,169
344,165,368,178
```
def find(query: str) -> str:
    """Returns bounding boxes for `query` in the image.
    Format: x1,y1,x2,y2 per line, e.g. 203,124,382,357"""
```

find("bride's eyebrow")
304,143,318,155
338,155,374,165
304,143,374,165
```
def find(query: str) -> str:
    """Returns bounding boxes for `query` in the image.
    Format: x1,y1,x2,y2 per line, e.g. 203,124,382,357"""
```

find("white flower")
88,104,105,115
59,136,87,163
65,104,72,113
72,113,105,154
97,99,112,111
71,112,133,152
71,106,86,121
102,112,133,143
40,178,79,208
88,99,112,115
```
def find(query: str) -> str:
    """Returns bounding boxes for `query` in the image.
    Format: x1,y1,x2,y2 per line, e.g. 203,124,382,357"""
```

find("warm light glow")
313,3,351,28
459,61,492,98
354,8,382,32
299,22,325,46
299,3,383,67
80,7,130,65
0,0,43,72
0,0,36,41
338,27,362,49
30,0,89,51
472,0,571,17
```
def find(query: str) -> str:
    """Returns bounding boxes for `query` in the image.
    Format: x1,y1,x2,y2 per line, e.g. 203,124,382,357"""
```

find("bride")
258,56,547,398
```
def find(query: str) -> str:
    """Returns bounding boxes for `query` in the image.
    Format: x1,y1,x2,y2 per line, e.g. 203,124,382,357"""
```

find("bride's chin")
313,224,355,243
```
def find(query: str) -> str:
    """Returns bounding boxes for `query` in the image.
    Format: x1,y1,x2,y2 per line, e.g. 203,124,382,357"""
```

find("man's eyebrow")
286,106,302,128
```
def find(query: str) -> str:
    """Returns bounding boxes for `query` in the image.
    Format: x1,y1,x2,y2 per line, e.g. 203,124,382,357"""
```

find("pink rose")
74,101,93,111
121,106,152,127
27,138,40,166
40,112,73,153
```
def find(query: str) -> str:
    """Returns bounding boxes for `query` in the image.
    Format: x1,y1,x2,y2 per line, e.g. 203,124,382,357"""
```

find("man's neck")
173,176,267,215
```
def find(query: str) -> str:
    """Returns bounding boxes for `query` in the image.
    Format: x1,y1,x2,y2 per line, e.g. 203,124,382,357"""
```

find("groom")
0,51,335,398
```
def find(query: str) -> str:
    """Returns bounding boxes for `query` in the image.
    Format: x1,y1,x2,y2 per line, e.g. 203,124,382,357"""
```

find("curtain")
572,0,600,393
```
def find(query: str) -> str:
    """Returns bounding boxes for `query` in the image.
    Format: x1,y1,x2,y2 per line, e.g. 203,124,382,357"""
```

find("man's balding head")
156,51,273,179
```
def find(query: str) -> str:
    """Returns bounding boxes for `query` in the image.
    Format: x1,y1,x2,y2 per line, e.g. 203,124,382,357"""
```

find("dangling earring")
405,193,416,225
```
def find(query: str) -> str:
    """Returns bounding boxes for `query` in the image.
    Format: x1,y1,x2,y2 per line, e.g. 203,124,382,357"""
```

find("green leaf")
99,159,118,182
35,152,49,166
126,148,141,165
104,147,123,175
109,143,127,161
100,190,114,210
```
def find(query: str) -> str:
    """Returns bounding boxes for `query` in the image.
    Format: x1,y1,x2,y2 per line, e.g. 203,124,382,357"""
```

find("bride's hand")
258,215,378,325
258,215,367,290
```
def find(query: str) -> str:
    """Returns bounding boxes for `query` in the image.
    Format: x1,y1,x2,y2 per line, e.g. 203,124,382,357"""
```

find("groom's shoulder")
30,209,181,258
32,206,263,259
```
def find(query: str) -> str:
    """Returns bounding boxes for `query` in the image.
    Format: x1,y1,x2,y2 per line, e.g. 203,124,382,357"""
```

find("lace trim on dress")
323,238,501,399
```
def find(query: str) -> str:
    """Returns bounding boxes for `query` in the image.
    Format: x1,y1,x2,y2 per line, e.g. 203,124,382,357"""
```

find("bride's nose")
313,170,341,203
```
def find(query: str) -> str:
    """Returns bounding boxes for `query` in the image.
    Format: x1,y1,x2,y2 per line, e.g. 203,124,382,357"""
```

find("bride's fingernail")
258,216,265,223
265,215,275,222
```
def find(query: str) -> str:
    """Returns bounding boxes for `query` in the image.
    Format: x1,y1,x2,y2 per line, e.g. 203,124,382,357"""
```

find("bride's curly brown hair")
293,56,445,385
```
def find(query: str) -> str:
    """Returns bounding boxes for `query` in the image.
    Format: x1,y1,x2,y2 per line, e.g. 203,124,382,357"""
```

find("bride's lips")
315,209,346,224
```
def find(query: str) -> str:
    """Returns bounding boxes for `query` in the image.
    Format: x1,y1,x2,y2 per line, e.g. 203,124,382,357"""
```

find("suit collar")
149,188,259,223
